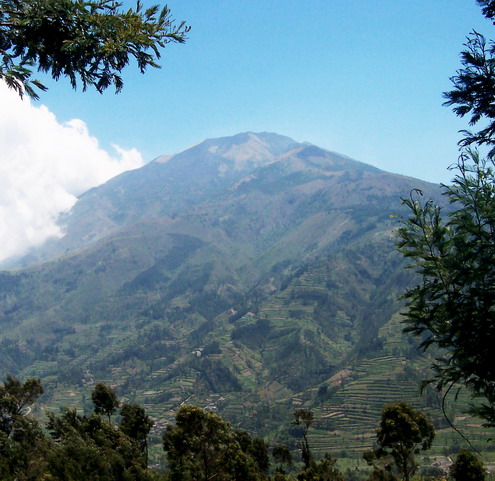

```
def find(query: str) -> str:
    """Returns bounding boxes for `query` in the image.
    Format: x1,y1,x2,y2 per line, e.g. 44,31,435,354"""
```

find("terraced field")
15,255,495,473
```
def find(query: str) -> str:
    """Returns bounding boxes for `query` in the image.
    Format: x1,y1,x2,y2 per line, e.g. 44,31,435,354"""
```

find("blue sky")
35,0,491,184
1,1,492,262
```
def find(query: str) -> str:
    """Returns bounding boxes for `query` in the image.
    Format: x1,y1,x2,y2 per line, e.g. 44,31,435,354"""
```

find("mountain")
3,132,483,457
12,132,298,266
0,132,432,332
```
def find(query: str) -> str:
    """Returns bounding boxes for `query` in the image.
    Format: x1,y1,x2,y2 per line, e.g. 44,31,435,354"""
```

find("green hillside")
1,133,492,471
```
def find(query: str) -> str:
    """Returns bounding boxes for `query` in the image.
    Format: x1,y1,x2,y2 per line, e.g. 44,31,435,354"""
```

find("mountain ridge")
8,132,390,268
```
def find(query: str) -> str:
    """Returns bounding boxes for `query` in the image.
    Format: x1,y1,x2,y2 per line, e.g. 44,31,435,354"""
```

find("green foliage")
273,473,295,481
398,0,495,431
0,375,43,433
1,377,145,479
195,356,243,393
442,1,495,155
0,376,47,479
292,409,315,470
0,375,161,480
91,382,119,421
0,374,46,478
234,430,270,474
443,31,495,156
273,444,293,473
365,470,396,481
0,0,189,98
478,0,495,20
231,318,272,349
397,151,495,426
296,452,344,481
162,404,265,481
449,449,486,481
47,408,156,480
367,402,434,481
0,416,50,481
120,403,154,464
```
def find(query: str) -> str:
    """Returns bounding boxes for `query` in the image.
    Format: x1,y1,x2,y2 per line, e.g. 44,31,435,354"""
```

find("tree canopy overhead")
0,0,189,99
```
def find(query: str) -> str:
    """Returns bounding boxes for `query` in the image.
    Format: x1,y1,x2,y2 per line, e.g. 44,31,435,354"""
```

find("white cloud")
0,82,145,264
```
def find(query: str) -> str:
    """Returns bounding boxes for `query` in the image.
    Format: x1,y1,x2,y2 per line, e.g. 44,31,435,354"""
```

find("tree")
162,405,264,481
397,151,495,426
0,375,161,480
272,444,293,474
450,449,486,481
478,0,495,20
119,402,153,465
0,415,49,481
273,474,294,481
0,376,49,481
234,429,270,475
0,0,189,99
47,408,156,480
296,452,344,481
0,375,43,435
443,1,495,157
443,31,495,156
292,409,314,470
366,402,434,481
365,470,396,481
399,0,495,427
91,382,119,422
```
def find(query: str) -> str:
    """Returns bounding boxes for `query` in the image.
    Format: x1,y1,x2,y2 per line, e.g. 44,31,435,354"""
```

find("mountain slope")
14,133,386,267
0,133,437,330
0,132,466,449
14,132,301,266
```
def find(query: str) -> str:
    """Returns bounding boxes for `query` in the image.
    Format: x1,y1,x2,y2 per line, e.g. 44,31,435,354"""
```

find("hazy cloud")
0,82,144,263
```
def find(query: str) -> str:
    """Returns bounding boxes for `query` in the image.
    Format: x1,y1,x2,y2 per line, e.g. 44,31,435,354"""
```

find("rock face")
0,132,443,444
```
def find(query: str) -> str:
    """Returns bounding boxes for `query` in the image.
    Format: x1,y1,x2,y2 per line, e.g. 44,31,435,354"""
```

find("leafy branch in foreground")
442,1,495,157
397,149,495,427
0,0,189,99
443,31,495,157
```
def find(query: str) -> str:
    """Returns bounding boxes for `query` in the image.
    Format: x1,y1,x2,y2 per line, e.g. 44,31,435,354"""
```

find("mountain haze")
15,132,386,266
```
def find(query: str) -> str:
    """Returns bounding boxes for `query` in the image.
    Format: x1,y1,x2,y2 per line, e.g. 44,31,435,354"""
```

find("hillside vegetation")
0,133,491,467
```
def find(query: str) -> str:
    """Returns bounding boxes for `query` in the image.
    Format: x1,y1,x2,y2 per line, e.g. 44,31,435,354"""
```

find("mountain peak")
202,131,298,153
9,132,394,268
179,132,299,171
160,132,300,179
